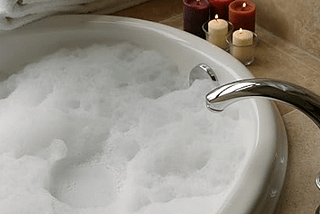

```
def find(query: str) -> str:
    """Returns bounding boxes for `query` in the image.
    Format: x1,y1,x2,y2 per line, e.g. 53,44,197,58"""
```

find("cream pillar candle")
230,28,254,64
233,28,253,46
208,14,228,49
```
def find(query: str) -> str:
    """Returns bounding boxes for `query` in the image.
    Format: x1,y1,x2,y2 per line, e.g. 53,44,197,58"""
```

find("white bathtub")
0,15,287,214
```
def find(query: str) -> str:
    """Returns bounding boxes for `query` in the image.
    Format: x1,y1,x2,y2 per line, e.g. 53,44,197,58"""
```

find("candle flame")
239,28,243,34
215,14,218,19
242,2,246,7
196,0,200,4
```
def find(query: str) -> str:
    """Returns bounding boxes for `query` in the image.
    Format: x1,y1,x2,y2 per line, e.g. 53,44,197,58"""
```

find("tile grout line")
256,25,320,64
258,37,320,76
159,13,183,25
282,108,298,119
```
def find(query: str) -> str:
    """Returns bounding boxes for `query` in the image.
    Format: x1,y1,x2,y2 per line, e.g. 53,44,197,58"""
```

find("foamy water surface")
0,43,255,214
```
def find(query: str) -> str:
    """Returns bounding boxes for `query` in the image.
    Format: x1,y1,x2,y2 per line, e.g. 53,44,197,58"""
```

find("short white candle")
208,14,228,49
230,28,254,64
233,28,253,46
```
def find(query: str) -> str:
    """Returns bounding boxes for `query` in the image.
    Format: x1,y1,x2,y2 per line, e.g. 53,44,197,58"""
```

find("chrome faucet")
189,64,320,213
206,78,320,128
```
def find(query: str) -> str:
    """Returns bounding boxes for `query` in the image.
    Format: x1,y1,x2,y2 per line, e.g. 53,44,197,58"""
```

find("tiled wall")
252,0,320,58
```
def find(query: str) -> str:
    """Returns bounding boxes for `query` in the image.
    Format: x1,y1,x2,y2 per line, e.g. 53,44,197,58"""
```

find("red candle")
183,0,210,39
228,0,256,32
208,0,235,20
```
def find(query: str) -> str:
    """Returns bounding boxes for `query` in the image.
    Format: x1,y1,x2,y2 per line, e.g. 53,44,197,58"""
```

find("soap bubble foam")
0,43,255,214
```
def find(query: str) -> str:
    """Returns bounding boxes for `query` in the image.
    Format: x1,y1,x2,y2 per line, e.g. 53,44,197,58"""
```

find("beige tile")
249,39,320,93
251,0,320,59
255,26,320,75
160,13,183,30
274,102,295,117
274,110,320,214
111,0,183,23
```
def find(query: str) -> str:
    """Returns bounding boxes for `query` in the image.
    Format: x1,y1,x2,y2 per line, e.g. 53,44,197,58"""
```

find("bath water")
0,43,255,214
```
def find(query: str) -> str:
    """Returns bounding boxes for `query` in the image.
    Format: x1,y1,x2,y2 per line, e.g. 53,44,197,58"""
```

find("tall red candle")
208,0,235,20
183,0,210,39
228,0,256,32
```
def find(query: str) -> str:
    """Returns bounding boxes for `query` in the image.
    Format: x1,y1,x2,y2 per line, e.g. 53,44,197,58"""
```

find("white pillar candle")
208,14,228,49
230,28,254,64
233,28,253,46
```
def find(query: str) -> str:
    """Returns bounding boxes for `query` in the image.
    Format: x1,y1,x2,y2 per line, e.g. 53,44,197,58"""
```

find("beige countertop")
101,0,320,212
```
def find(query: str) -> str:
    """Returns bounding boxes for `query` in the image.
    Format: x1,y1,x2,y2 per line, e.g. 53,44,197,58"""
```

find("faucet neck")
206,79,320,128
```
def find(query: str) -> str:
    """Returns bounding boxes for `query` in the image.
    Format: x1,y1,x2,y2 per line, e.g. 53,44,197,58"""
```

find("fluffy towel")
0,0,149,30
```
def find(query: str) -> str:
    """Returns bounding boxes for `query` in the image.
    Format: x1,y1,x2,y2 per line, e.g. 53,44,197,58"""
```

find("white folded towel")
0,0,149,30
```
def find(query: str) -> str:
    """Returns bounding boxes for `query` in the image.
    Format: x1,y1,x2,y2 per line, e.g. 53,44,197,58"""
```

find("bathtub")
0,15,287,214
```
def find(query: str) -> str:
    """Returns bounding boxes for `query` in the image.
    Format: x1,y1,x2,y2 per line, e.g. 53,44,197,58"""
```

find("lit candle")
208,14,229,49
230,28,254,63
208,0,235,20
183,0,210,38
228,0,256,32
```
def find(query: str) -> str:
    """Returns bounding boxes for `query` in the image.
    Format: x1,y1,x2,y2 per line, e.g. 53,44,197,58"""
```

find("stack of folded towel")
0,0,149,30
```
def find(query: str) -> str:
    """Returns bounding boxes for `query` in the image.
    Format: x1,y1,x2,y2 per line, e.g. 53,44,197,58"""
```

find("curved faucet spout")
206,78,320,129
